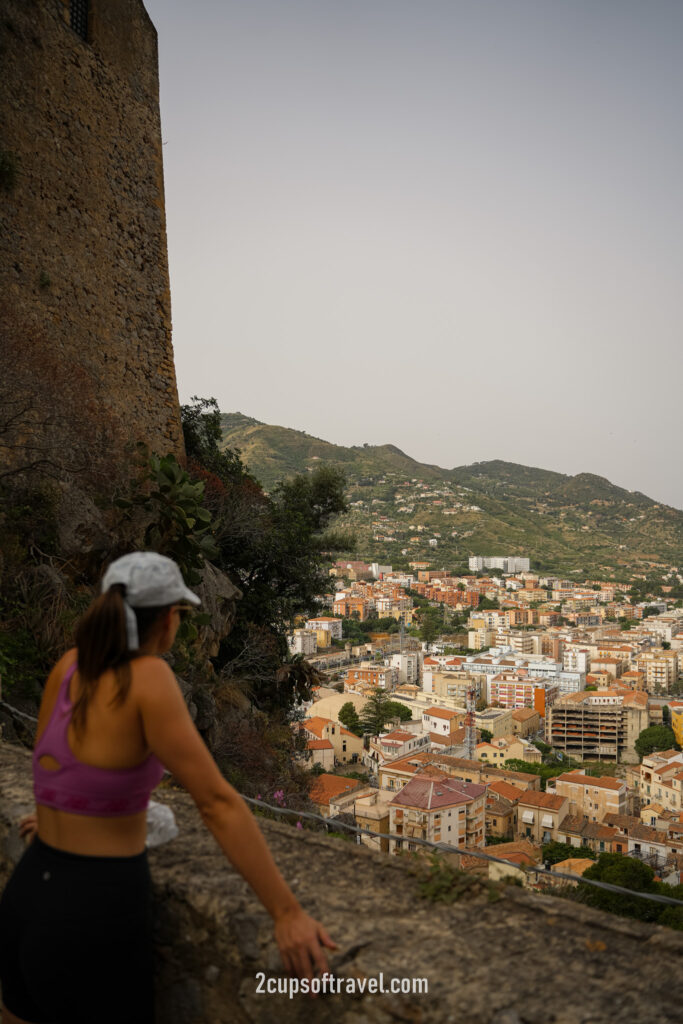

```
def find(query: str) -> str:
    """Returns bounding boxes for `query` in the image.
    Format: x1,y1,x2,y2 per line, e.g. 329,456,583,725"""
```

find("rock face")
1,743,682,1023
0,0,184,480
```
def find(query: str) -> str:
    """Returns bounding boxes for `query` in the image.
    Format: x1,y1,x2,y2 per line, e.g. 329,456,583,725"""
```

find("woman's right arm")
137,660,336,980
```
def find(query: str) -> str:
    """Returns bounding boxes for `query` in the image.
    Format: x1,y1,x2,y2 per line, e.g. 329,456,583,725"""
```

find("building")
487,674,560,717
476,737,542,765
389,772,486,853
510,708,541,738
305,616,343,640
353,791,393,853
550,771,627,821
303,739,334,770
475,707,516,739
367,729,430,768
516,791,569,844
378,751,541,796
288,629,318,656
309,775,363,818
670,703,683,748
468,556,530,573
344,663,399,693
635,651,679,693
422,707,464,737
426,671,484,705
485,782,519,839
388,652,421,686
548,689,649,763
630,750,683,813
303,717,364,765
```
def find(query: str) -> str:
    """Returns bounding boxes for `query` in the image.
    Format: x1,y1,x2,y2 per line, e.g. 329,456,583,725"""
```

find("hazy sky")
144,0,682,509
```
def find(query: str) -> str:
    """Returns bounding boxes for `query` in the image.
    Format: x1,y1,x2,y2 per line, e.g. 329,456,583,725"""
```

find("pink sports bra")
33,662,165,817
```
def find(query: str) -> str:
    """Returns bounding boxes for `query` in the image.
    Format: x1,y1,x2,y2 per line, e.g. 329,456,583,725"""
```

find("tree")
576,853,662,924
179,398,349,712
663,705,671,728
338,702,362,736
635,725,678,760
480,729,493,743
359,689,401,735
385,701,413,723
542,841,596,866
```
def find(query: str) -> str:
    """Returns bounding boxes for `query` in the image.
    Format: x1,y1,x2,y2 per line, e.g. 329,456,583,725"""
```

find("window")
70,0,89,40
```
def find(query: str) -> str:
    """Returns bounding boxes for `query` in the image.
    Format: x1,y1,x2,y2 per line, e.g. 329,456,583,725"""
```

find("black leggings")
0,837,154,1024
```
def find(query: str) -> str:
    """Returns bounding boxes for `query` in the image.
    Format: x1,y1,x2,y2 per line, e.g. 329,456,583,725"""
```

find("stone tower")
0,0,184,480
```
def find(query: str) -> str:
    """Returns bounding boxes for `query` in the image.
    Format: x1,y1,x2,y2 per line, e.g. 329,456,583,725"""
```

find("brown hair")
72,584,171,735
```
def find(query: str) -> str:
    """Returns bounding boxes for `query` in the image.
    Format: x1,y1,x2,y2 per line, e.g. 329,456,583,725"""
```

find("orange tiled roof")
304,716,334,738
556,772,624,792
307,739,333,750
424,707,460,720
488,781,523,803
518,790,566,811
309,774,361,806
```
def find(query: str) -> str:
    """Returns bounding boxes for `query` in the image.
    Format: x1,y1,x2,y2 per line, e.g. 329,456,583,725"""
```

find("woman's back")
34,649,165,856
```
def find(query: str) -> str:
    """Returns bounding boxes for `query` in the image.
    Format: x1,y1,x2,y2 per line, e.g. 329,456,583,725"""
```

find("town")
288,556,683,892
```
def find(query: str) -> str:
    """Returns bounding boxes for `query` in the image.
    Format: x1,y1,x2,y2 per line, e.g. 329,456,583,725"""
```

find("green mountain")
220,413,683,578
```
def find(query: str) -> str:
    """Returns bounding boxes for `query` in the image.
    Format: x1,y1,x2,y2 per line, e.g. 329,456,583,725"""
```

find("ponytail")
73,584,131,735
72,585,173,734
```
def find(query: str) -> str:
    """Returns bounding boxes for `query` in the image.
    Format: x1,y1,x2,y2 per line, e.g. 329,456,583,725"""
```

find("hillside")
220,413,683,577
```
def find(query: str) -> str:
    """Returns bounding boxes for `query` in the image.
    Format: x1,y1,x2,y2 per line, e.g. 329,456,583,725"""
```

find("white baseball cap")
102,552,201,608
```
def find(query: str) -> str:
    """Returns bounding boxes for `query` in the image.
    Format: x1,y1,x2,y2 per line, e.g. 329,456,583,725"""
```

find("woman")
0,552,334,1024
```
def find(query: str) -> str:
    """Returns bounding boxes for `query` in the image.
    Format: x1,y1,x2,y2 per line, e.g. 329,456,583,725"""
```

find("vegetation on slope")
220,414,683,576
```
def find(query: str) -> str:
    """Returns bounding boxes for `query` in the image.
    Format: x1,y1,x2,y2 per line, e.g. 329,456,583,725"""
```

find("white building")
388,651,421,686
468,556,530,573
305,616,343,640
370,563,392,579
288,629,318,656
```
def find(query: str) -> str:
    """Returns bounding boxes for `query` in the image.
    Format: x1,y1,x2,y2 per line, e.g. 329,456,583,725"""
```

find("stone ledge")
1,743,682,1024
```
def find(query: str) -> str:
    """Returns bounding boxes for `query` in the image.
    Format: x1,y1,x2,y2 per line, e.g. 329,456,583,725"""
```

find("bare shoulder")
130,656,182,702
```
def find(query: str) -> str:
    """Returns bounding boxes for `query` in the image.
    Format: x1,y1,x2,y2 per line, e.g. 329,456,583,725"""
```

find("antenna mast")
465,687,477,761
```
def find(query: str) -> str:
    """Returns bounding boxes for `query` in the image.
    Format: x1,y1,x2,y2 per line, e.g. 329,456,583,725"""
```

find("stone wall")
0,0,183,477
1,743,682,1024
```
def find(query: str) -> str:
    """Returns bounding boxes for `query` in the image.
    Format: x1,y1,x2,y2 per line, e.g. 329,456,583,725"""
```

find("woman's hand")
273,906,337,983
19,813,38,844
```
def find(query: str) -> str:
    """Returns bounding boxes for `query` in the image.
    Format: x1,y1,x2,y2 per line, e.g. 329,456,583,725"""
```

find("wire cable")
244,795,683,909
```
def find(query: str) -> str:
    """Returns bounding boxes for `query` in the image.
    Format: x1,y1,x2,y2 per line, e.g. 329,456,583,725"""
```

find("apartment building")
305,616,343,640
635,651,679,693
516,791,569,844
344,663,399,692
288,628,318,656
487,673,560,716
426,671,484,704
548,688,649,763
332,595,370,620
388,651,421,686
367,729,430,767
550,771,627,821
469,556,530,573
670,702,683,747
389,772,486,853
631,750,683,813
378,751,540,795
